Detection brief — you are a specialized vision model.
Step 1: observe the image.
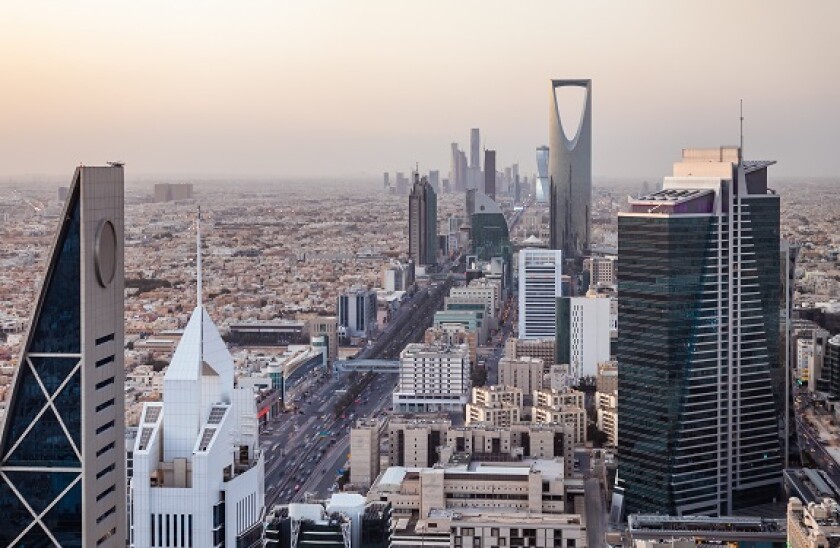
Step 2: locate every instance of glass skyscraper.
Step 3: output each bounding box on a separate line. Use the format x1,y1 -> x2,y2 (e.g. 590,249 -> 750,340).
618,147 -> 782,516
409,173 -> 438,266
0,166 -> 125,546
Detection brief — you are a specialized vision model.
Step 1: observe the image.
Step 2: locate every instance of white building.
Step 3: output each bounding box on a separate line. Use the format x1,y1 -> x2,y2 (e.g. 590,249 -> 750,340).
130,224 -> 264,548
519,249 -> 563,339
393,343 -> 470,413
556,295 -> 611,379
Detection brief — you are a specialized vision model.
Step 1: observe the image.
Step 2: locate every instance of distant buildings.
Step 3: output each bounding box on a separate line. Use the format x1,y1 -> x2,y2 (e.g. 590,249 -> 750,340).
153,182 -> 194,203
618,146 -> 783,516
338,288 -> 377,339
536,145 -> 550,203
408,173 -> 438,266
549,79 -> 591,259
470,128 -> 481,169
484,149 -> 496,200
392,343 -> 470,413
518,249 -> 563,339
0,166 -> 126,546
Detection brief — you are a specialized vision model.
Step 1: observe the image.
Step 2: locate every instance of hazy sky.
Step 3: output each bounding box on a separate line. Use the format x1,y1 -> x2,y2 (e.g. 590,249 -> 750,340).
1,1 -> 838,180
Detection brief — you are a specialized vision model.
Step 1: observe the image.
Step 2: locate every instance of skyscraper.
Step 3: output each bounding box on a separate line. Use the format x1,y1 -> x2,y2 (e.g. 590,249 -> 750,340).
0,165 -> 126,546
470,128 -> 481,169
518,249 -> 563,339
549,79 -> 591,259
484,149 -> 496,200
536,145 -> 550,203
131,212 -> 264,547
450,143 -> 461,191
409,173 -> 438,266
428,170 -> 440,193
618,146 -> 782,516
555,295 -> 611,380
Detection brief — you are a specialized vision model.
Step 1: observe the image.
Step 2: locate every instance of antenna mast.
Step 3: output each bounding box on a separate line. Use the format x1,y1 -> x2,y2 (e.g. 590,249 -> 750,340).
197,206 -> 202,308
739,99 -> 744,164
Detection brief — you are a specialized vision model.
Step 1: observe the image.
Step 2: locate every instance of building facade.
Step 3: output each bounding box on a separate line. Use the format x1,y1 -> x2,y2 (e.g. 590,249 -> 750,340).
618,147 -> 783,515
393,344 -> 470,413
0,166 -> 126,546
408,174 -> 438,266
556,295 -> 611,380
536,145 -> 550,203
519,249 -> 563,339
549,79 -> 591,259
338,288 -> 377,339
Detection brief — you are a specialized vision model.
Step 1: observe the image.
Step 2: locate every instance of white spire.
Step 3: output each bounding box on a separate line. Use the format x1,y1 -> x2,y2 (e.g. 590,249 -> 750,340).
197,206 -> 202,308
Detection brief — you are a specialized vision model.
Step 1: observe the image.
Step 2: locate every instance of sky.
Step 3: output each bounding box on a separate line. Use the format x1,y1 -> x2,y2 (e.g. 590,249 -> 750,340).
1,1 -> 838,180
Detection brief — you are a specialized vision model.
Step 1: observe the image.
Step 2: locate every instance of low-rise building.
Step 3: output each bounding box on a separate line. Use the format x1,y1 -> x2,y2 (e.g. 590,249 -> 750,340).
393,343 -> 470,413
499,356 -> 545,395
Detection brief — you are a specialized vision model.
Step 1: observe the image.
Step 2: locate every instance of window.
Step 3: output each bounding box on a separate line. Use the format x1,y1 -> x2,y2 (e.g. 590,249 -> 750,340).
95,355 -> 115,368
96,420 -> 115,435
96,333 -> 115,346
96,505 -> 115,524
96,463 -> 115,479
95,376 -> 114,390
95,398 -> 115,413
96,441 -> 116,457
96,485 -> 115,502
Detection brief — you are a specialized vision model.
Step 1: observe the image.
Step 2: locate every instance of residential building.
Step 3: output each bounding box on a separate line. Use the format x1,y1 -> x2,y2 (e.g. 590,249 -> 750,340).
596,391 -> 618,447
392,343 -> 470,413
532,388 -> 587,445
618,146 -> 783,515
466,386 -> 524,427
519,249 -> 563,339
549,79 -> 591,259
788,497 -> 840,548
388,416 -> 452,468
0,166 -> 126,546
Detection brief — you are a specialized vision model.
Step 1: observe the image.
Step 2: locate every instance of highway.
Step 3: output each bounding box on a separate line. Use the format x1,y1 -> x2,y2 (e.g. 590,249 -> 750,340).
261,275 -> 453,507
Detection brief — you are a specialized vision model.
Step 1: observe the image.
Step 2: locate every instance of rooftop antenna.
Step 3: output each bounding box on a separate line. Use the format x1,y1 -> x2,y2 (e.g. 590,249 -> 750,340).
739,99 -> 744,164
197,206 -> 202,309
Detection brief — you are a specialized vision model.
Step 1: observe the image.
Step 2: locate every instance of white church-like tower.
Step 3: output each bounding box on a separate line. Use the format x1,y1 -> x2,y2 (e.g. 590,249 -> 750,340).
130,211 -> 264,547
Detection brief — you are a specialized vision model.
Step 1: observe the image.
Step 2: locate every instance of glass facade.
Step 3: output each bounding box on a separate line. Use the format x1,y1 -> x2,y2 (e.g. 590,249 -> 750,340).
0,185 -> 84,546
618,187 -> 783,516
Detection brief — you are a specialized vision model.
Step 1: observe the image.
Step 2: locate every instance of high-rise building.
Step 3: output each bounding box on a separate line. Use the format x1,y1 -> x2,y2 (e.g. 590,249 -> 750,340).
470,128 -> 480,169
618,146 -> 783,516
338,288 -> 378,339
408,173 -> 438,266
131,213 -> 264,548
555,295 -> 611,380
393,343 -> 470,413
518,249 -> 563,339
428,170 -> 440,193
483,149 -> 496,200
0,166 -> 126,546
450,143 -> 461,191
350,419 -> 381,489
395,172 -> 408,196
458,150 -> 468,192
154,182 -> 194,203
549,79 -> 591,258
383,172 -> 390,189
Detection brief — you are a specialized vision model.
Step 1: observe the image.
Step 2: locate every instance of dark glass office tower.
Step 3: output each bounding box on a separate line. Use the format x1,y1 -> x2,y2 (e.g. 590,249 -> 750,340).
409,173 -> 438,266
0,166 -> 125,546
618,148 -> 782,516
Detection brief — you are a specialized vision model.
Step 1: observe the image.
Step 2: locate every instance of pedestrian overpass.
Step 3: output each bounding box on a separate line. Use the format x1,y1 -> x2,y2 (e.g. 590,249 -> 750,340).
333,359 -> 400,374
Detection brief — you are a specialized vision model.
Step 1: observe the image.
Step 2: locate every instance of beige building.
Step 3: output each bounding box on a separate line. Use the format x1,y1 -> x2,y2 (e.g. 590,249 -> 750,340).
532,388 -> 587,445
466,386 -> 524,427
368,458 -> 576,517
388,416 -> 452,468
388,416 -> 575,473
596,361 -> 618,394
424,324 -> 477,367
350,418 -> 381,489
499,356 -> 545,394
788,497 -> 840,548
307,315 -> 338,365
596,391 -> 618,447
391,508 -> 587,548
505,337 -> 556,366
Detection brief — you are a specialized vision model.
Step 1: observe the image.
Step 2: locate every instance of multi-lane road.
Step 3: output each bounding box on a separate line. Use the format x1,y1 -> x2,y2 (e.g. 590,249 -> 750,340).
260,276 -> 453,508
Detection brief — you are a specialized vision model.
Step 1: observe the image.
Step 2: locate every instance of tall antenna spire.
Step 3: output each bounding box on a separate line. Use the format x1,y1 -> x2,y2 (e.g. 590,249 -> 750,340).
739,99 -> 744,164
197,206 -> 202,308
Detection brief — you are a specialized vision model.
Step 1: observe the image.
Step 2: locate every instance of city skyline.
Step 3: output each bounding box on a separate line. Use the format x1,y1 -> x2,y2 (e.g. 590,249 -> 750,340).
1,1 -> 839,179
